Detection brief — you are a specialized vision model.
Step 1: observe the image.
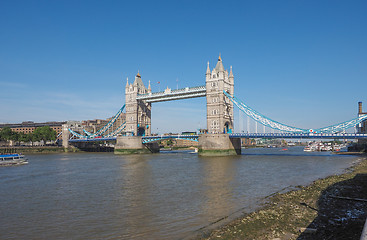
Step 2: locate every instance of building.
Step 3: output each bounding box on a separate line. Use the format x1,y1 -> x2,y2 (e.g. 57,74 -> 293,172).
205,55 -> 234,134
159,138 -> 198,148
241,138 -> 255,146
357,102 -> 367,134
175,139 -> 198,147
82,119 -> 109,133
125,72 -> 152,136
0,121 -> 66,140
81,113 -> 126,135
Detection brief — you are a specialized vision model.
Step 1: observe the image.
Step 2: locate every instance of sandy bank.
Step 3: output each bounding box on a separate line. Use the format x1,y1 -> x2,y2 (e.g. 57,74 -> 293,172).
196,157 -> 367,240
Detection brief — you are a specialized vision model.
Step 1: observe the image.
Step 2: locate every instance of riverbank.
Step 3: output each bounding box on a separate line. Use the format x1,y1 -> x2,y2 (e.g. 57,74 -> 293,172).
197,156 -> 367,240
0,146 -> 66,153
0,146 -> 97,153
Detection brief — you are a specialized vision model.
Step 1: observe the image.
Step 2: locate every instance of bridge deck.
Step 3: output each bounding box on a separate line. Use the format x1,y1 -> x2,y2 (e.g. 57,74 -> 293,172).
68,133 -> 367,143
136,85 -> 206,103
230,133 -> 367,139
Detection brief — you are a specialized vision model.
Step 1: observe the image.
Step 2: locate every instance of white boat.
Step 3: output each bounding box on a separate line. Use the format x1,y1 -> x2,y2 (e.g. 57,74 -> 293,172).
304,142 -> 349,152
303,146 -> 313,152
0,154 -> 28,166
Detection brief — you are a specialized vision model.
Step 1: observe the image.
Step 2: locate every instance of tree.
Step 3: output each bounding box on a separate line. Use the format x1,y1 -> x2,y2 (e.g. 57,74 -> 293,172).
32,126 -> 57,144
17,132 -> 28,145
0,127 -> 12,141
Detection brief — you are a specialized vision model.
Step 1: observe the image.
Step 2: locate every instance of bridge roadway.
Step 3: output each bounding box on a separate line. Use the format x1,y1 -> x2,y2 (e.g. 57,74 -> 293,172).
136,85 -> 206,103
229,132 -> 367,139
68,132 -> 367,143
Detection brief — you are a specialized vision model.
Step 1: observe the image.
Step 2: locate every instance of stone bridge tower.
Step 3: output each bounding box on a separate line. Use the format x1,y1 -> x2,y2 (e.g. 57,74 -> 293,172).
205,56 -> 234,133
125,72 -> 152,136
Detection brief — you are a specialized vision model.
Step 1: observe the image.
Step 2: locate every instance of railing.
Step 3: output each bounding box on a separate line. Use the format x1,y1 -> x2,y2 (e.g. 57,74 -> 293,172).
68,133 -> 367,143
69,136 -> 117,142
142,135 -> 199,143
226,91 -> 367,134
229,133 -> 367,139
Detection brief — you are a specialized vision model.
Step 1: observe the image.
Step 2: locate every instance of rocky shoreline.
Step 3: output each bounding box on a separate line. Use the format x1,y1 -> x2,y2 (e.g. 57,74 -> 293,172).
196,156 -> 367,240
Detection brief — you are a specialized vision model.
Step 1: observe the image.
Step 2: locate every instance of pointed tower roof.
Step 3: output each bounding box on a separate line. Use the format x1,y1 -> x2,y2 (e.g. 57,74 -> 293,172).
215,54 -> 224,72
133,70 -> 146,90
206,61 -> 211,75
229,66 -> 234,78
125,77 -> 129,87
148,80 -> 152,93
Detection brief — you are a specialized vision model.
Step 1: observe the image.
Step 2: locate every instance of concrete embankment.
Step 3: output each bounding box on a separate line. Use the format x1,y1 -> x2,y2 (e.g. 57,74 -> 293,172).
197,157 -> 367,240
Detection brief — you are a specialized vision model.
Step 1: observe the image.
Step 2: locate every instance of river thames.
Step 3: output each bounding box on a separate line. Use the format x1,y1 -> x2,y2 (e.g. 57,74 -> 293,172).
0,147 -> 362,239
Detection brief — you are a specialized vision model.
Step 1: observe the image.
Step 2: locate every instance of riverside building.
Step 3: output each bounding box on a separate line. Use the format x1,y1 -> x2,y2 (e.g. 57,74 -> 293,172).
357,102 -> 367,134
0,121 -> 66,140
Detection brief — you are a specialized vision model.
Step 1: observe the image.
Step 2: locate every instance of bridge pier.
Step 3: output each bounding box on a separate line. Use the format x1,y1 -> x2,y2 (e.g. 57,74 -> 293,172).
62,124 -> 70,149
198,134 -> 241,156
114,136 -> 160,154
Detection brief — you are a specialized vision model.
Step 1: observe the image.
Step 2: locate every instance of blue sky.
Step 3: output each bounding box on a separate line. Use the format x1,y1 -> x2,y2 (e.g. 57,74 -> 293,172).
0,0 -> 366,133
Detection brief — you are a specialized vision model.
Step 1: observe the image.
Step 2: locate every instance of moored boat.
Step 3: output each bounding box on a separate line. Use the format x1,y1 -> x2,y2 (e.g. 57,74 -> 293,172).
304,142 -> 349,152
303,146 -> 312,152
0,154 -> 28,166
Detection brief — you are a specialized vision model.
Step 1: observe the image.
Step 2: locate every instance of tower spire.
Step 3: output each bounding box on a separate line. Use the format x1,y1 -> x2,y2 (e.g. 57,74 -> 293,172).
148,80 -> 152,93
126,77 -> 129,87
229,66 -> 234,78
206,61 -> 210,74
215,54 -> 224,72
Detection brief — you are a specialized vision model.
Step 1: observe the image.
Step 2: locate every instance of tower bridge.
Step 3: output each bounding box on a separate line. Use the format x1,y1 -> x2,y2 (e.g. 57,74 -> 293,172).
136,85 -> 206,103
124,55 -> 234,138
64,56 -> 367,155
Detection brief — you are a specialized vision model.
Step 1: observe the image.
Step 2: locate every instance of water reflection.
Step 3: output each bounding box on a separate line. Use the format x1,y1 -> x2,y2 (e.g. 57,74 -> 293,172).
199,156 -> 238,221
118,155 -> 155,239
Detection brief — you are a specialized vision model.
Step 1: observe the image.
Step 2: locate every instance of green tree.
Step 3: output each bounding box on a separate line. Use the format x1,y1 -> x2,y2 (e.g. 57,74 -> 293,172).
28,133 -> 37,146
10,131 -> 19,144
17,132 -> 28,145
33,126 -> 57,144
0,127 -> 13,141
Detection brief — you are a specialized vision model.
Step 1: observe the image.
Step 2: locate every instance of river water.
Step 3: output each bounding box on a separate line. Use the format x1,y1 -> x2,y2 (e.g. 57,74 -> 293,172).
0,147 -> 363,239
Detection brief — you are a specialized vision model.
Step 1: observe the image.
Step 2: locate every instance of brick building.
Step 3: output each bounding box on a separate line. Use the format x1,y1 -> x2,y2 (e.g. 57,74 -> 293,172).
357,102 -> 367,134
0,121 -> 66,139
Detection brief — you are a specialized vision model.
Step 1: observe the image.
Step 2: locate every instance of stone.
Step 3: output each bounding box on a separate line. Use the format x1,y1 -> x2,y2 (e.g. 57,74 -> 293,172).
114,136 -> 159,154
198,134 -> 241,156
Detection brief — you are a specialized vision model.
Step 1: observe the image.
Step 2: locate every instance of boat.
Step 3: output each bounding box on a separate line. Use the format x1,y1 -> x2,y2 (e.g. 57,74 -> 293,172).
303,146 -> 313,152
0,154 -> 28,166
304,142 -> 348,152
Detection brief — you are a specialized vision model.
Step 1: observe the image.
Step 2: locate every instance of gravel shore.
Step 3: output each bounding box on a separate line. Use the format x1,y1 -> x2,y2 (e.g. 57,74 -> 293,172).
197,156 -> 367,240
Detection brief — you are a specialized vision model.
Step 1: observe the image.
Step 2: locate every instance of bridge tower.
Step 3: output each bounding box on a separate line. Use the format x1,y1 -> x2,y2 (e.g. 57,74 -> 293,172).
205,55 -> 234,133
125,72 -> 152,136
198,56 -> 241,156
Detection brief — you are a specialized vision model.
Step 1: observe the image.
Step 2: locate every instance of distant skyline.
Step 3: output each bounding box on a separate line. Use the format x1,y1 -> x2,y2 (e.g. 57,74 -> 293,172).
1,1 -> 366,133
